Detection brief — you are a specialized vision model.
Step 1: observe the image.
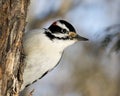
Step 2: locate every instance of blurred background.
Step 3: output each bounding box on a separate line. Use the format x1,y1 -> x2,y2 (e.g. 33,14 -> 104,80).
22,0 -> 120,96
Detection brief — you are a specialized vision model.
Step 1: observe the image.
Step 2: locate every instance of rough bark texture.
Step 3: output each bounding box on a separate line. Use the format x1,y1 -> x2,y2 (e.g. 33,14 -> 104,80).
0,0 -> 30,96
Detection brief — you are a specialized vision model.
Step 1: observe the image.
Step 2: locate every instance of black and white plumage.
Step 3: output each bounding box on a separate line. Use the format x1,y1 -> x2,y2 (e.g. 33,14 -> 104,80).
22,20 -> 88,90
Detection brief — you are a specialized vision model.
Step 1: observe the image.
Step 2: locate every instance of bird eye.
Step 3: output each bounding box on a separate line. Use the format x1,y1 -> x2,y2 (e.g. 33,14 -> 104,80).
62,29 -> 67,33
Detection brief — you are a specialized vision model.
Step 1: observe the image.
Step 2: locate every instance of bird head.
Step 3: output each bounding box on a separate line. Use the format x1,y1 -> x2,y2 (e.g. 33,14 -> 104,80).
48,20 -> 88,41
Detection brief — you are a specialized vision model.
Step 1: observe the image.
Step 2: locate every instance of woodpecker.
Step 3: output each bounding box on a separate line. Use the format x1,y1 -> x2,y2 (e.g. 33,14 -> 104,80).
22,20 -> 88,90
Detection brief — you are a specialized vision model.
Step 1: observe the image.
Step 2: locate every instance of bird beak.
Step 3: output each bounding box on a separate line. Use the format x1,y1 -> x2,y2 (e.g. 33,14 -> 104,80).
68,32 -> 88,41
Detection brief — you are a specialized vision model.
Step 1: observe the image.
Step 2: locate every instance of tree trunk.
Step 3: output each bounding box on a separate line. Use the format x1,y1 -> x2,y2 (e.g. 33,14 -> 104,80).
0,0 -> 30,96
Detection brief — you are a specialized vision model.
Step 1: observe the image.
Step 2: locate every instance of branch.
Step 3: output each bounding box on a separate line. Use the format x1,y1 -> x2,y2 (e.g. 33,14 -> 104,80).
0,0 -> 30,95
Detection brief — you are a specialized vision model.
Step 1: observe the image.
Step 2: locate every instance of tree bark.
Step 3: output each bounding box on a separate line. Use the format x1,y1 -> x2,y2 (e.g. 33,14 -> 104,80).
0,0 -> 30,96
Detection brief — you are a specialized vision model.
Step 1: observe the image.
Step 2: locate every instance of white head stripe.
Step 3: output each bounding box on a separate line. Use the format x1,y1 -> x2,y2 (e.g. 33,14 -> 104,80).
56,22 -> 69,31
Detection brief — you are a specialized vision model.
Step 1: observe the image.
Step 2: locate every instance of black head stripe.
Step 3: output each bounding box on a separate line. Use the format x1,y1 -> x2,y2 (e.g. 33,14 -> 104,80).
48,25 -> 61,33
45,31 -> 55,40
45,31 -> 69,40
59,20 -> 76,32
48,20 -> 76,34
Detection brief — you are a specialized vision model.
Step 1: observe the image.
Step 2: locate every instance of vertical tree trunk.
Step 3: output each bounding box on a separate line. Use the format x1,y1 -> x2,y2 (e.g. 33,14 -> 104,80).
0,0 -> 30,96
